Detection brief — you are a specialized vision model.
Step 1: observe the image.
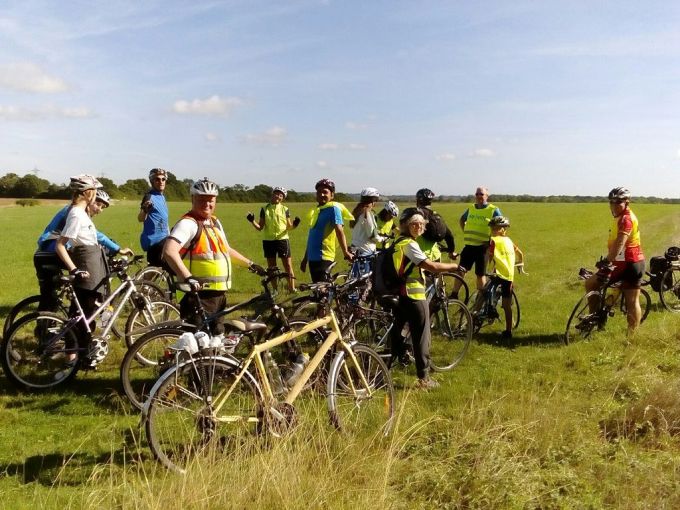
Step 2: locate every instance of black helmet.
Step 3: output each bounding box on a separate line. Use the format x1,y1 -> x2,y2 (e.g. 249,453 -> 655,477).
315,178 -> 335,193
399,207 -> 427,225
608,187 -> 631,202
416,188 -> 435,205
489,216 -> 510,228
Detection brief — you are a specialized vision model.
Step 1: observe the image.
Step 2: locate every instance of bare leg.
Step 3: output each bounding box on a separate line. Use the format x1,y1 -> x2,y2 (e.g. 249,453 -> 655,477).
281,256 -> 296,292
623,288 -> 641,335
266,256 -> 278,291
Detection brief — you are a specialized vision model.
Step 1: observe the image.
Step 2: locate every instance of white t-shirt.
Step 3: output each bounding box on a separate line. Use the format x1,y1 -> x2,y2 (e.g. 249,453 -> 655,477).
351,211 -> 382,255
402,239 -> 428,266
169,216 -> 230,250
61,207 -> 98,246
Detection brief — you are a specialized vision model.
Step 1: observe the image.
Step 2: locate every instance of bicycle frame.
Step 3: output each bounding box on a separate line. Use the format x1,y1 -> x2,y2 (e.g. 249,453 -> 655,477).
207,310 -> 371,421
71,277 -> 142,337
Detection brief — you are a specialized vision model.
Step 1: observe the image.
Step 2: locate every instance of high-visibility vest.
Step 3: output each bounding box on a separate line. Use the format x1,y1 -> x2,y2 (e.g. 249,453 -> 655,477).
464,203 -> 497,246
179,213 -> 232,291
608,208 -> 641,261
262,203 -> 289,241
490,235 -> 515,281
393,237 -> 426,300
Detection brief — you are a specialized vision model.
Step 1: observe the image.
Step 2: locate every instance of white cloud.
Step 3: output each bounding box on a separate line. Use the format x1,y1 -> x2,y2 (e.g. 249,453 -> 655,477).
317,160 -> 328,168
319,143 -> 339,150
345,121 -> 368,130
244,126 -> 287,146
436,153 -> 456,161
0,104 -> 95,121
204,132 -> 220,142
172,95 -> 243,116
0,62 -> 68,93
470,148 -> 495,158
347,143 -> 366,150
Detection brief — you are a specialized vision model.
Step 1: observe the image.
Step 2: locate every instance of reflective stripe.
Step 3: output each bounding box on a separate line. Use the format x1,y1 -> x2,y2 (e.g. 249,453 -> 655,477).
464,203 -> 496,246
393,237 -> 426,300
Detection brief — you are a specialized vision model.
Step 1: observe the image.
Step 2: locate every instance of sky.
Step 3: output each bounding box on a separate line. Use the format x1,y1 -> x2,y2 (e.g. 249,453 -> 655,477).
1,0 -> 679,197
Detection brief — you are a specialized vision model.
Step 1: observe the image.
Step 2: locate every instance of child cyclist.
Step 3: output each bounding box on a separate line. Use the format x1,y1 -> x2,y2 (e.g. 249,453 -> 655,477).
246,186 -> 300,292
486,216 -> 524,341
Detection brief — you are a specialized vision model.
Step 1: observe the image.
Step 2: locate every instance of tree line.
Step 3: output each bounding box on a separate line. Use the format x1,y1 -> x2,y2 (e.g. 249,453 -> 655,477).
1,172 -> 678,204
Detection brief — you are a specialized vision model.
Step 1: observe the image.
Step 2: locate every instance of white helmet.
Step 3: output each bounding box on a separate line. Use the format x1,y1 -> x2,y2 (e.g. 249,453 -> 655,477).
148,168 -> 167,182
69,174 -> 102,192
273,186 -> 287,198
360,187 -> 380,198
608,187 -> 631,202
383,201 -> 399,217
95,189 -> 111,207
190,177 -> 219,196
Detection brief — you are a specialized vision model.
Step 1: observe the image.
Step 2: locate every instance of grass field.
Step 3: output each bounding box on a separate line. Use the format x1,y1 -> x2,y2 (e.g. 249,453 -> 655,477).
2,199 -> 680,509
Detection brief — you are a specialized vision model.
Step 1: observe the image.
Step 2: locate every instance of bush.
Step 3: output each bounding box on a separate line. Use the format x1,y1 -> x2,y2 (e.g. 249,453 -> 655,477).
15,199 -> 40,207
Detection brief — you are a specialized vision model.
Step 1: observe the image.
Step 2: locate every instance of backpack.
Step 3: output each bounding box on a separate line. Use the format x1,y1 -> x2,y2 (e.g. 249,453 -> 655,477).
371,237 -> 414,297
422,209 -> 447,242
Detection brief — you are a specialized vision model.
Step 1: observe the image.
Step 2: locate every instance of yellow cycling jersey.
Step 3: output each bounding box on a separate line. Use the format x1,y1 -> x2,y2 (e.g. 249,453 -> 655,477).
261,203 -> 289,241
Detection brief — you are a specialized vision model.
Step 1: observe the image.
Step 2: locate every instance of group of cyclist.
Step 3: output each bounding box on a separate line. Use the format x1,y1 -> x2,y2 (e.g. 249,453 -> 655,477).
29,167 -> 644,385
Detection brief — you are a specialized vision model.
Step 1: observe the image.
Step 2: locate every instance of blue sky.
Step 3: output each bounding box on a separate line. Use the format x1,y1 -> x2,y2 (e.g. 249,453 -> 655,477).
1,0 -> 679,197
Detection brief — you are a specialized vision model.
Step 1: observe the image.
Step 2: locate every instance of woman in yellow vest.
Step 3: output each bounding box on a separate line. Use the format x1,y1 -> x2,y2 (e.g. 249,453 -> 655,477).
486,216 -> 524,342
246,187 -> 301,292
390,207 -> 464,390
376,200 -> 399,248
164,178 -> 263,333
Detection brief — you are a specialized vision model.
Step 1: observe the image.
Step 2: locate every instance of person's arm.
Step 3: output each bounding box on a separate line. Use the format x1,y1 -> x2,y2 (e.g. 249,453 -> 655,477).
227,246 -> 256,268
246,209 -> 264,231
443,225 -> 456,259
163,238 -> 191,281
419,258 -> 460,273
608,232 -> 629,263
335,224 -> 353,260
459,210 -> 468,231
55,237 -> 89,278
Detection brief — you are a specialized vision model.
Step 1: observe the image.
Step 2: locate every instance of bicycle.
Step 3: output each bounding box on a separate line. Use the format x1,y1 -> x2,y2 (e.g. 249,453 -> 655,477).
1,258 -> 179,390
469,273 -> 521,335
134,264 -> 175,302
141,294 -> 395,474
654,247 -> 680,312
120,268 -> 321,410
564,262 -> 651,344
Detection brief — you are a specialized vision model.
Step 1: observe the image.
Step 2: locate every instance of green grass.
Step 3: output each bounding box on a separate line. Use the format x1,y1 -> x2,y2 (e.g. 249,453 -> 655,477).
2,200 -> 680,508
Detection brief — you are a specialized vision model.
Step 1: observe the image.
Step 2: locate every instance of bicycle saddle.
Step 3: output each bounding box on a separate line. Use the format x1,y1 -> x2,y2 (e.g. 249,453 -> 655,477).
224,318 -> 268,333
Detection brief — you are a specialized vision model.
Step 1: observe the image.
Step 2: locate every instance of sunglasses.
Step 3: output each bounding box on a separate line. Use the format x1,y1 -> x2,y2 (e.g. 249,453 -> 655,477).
475,192 -> 486,196
609,200 -> 624,205
154,177 -> 167,182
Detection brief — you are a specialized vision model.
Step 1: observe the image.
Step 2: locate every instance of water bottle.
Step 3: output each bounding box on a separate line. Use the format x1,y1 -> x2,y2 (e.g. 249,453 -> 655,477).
264,351 -> 285,395
285,353 -> 310,387
99,305 -> 114,329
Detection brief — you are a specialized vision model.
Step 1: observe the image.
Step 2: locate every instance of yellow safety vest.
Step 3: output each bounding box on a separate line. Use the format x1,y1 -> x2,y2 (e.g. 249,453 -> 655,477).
464,203 -> 497,246
179,213 -> 232,291
376,218 -> 395,248
490,235 -> 515,282
262,203 -> 289,241
393,237 -> 426,300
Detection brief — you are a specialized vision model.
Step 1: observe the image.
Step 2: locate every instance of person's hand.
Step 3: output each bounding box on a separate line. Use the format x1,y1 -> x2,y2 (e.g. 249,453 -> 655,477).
448,251 -> 458,260
292,216 -> 301,227
455,265 -> 466,275
70,268 -> 90,280
186,277 -> 202,292
246,212 -> 255,222
344,251 -> 354,262
119,248 -> 134,257
141,201 -> 152,213
249,263 -> 266,275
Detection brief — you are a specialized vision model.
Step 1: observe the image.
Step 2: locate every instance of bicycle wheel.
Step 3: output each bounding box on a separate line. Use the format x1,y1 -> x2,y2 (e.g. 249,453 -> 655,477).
110,280 -> 168,339
290,298 -> 324,319
327,344 -> 394,436
659,267 -> 680,312
619,288 -> 651,323
509,290 -> 521,330
3,294 -> 71,339
430,298 -> 472,371
145,356 -> 263,474
352,313 -> 393,357
1,312 -> 80,390
135,265 -> 174,300
124,299 -> 181,347
439,272 -> 470,305
564,291 -> 602,345
120,327 -> 185,410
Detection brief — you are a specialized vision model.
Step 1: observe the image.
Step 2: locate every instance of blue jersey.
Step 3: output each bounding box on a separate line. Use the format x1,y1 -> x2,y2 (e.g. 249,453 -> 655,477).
305,203 -> 344,262
140,190 -> 169,251
36,205 -> 120,254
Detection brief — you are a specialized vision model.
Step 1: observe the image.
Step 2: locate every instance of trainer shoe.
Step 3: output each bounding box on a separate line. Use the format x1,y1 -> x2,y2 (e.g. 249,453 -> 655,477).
414,377 -> 440,390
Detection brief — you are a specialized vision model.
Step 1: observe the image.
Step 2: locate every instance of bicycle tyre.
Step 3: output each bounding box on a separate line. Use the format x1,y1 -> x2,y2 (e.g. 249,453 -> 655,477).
430,298 -> 472,371
124,299 -> 181,348
1,312 -> 80,390
110,280 -> 168,339
3,294 -> 70,339
352,313 -> 393,358
327,344 -> 394,436
439,272 -> 470,305
120,327 -> 186,410
619,288 -> 652,323
144,355 -> 263,474
135,265 -> 174,301
564,291 -> 602,345
659,267 -> 680,312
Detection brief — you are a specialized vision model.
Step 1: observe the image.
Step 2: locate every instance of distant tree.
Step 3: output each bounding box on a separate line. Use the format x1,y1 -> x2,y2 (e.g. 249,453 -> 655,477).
13,174 -> 50,198
118,178 -> 149,199
0,173 -> 20,197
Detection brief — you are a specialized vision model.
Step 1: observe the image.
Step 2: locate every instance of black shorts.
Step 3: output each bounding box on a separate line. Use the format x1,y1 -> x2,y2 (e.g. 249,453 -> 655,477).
263,239 -> 291,259
610,260 -> 645,289
147,239 -> 167,267
494,277 -> 513,298
460,244 -> 488,276
309,260 -> 333,283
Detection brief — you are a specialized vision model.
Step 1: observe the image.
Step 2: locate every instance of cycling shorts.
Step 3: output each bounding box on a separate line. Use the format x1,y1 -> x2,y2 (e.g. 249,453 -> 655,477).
263,239 -> 291,259
460,244 -> 487,276
495,277 -> 513,298
309,260 -> 333,283
609,260 -> 645,289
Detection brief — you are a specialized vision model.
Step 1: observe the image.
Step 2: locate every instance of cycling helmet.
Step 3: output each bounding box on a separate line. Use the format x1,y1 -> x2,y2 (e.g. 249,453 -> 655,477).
190,177 -> 219,196
315,178 -> 335,193
272,186 -> 287,198
383,200 -> 399,217
95,189 -> 111,207
399,207 -> 427,225
360,187 -> 380,198
489,216 -> 510,228
416,188 -> 435,205
149,168 -> 167,181
69,174 -> 102,192
608,187 -> 631,202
